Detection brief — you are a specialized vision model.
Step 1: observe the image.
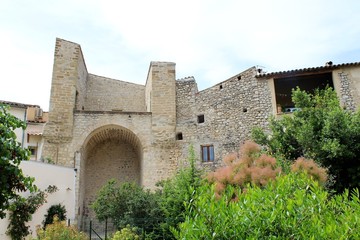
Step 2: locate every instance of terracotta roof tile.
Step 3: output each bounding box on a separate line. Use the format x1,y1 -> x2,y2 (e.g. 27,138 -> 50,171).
256,62 -> 360,78
0,100 -> 39,108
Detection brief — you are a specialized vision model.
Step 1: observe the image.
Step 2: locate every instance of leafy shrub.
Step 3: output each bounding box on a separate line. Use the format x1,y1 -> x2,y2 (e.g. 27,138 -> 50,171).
291,157 -> 328,184
7,185 -> 58,240
43,204 -> 66,228
252,87 -> 360,192
176,172 -> 360,239
0,104 -> 36,218
157,145 -> 203,239
91,181 -> 163,236
207,141 -> 281,197
36,216 -> 87,240
92,145 -> 202,240
111,225 -> 141,240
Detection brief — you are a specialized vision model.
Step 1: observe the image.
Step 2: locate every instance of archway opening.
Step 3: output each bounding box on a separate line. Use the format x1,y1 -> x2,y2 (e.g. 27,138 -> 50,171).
81,125 -> 142,221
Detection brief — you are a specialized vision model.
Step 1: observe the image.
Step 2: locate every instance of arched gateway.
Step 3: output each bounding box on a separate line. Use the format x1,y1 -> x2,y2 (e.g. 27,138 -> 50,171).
80,125 -> 142,218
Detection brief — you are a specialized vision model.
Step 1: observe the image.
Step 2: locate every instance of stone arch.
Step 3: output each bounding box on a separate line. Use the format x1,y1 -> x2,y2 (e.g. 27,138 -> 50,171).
79,124 -> 143,219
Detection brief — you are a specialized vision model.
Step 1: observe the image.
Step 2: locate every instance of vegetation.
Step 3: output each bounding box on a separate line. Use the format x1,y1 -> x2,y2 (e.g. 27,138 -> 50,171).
111,225 -> 141,240
92,145 -> 202,239
36,216 -> 87,240
7,185 -> 58,240
91,180 -> 163,238
207,140 -> 281,197
43,204 -> 67,229
0,104 -> 36,218
91,88 -> 360,239
175,172 -> 360,239
157,145 -> 202,238
252,87 -> 360,192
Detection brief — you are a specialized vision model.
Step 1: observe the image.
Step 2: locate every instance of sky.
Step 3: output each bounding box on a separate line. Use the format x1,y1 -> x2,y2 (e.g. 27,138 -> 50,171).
1,0 -> 360,111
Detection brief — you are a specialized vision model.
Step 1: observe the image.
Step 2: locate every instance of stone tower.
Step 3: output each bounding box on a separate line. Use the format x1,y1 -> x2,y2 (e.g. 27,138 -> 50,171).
42,39 -> 177,225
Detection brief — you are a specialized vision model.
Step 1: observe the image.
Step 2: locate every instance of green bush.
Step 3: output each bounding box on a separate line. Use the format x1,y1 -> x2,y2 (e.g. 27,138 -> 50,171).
92,145 -> 202,239
175,172 -> 360,239
91,180 -> 163,237
157,145 -> 203,239
36,216 -> 87,240
43,204 -> 66,228
111,225 -> 141,240
7,185 -> 58,240
252,87 -> 360,192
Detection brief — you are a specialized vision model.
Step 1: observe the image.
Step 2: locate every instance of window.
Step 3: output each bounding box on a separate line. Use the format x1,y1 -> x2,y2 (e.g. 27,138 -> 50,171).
176,132 -> 183,140
28,147 -> 36,156
274,72 -> 333,113
201,145 -> 214,162
197,114 -> 205,123
28,146 -> 38,161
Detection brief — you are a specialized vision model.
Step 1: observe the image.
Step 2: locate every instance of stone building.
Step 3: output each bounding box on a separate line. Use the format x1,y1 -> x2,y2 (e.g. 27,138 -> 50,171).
41,38 -> 360,224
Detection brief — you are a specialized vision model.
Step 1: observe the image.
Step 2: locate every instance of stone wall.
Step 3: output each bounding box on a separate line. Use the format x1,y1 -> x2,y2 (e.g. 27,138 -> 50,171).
84,140 -> 140,218
85,74 -> 146,112
334,66 -> 360,111
44,39 -> 80,140
148,62 -> 176,141
145,62 -> 178,179
175,67 -> 273,169
75,46 -> 88,111
42,38 -> 83,164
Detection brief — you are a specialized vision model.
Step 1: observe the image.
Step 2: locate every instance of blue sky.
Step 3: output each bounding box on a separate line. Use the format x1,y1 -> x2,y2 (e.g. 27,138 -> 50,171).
1,0 -> 360,110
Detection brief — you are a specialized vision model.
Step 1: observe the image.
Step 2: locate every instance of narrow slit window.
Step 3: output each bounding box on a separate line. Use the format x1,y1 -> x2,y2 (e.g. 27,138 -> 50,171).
197,114 -> 205,123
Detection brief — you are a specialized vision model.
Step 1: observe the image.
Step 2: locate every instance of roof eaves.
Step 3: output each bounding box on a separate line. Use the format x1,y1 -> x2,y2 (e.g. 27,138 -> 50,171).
0,100 -> 40,109
256,62 -> 360,79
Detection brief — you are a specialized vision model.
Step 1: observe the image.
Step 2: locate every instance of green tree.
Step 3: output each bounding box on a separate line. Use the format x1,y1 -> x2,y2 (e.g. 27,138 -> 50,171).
252,87 -> 360,192
92,145 -> 203,239
0,104 -> 35,219
7,185 -> 58,240
157,145 -> 203,239
91,181 -> 163,238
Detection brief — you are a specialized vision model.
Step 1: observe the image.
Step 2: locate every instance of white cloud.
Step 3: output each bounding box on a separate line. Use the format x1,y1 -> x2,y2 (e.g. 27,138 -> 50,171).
0,0 -> 359,110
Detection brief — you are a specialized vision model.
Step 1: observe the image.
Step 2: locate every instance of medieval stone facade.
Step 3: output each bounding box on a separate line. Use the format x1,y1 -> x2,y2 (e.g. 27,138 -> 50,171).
42,38 -> 360,224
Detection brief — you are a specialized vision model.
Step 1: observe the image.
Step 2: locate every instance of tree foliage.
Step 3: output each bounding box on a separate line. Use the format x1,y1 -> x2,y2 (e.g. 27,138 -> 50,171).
157,145 -> 203,239
252,87 -> 360,192
91,180 -> 163,238
0,104 -> 35,218
7,185 -> 58,240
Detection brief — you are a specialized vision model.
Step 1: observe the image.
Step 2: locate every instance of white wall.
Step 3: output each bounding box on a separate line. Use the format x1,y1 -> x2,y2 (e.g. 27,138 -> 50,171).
9,107 -> 27,147
0,161 -> 76,239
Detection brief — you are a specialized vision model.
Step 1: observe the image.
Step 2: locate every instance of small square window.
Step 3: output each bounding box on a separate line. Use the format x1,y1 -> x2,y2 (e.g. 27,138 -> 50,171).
176,132 -> 183,140
28,146 -> 37,156
201,145 -> 214,162
197,114 -> 205,123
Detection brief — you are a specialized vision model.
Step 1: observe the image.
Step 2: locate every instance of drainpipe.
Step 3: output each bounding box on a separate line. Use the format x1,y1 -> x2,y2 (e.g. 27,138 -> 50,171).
21,109 -> 27,148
